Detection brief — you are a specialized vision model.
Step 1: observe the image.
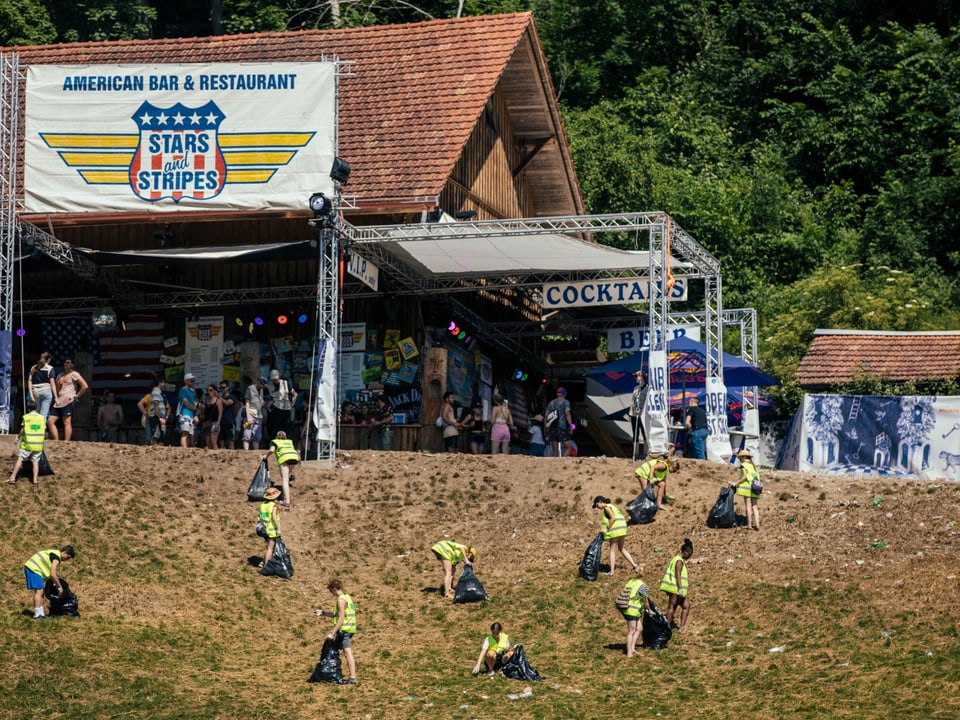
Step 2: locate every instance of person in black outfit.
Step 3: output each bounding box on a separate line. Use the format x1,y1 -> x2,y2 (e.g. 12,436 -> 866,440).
684,397 -> 709,460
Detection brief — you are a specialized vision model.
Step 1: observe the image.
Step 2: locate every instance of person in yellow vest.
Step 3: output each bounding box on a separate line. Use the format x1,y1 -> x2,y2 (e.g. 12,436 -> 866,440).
23,545 -> 74,619
430,540 -> 476,598
659,538 -> 693,632
634,452 -> 679,508
258,486 -> 282,570
264,430 -> 300,508
472,621 -> 515,675
323,579 -> 358,684
731,449 -> 762,531
621,565 -> 651,657
592,496 -> 640,577
7,399 -> 47,485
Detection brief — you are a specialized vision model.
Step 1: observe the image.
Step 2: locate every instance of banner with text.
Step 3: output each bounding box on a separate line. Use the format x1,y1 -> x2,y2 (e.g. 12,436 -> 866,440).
606,325 -> 701,353
24,62 -> 336,214
543,278 -> 687,309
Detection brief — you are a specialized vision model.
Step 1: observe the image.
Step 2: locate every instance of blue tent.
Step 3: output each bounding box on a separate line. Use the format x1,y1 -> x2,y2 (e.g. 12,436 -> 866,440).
586,336 -> 779,395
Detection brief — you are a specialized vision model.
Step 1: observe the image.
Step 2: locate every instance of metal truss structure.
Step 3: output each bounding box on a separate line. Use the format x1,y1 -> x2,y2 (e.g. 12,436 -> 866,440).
0,53 -> 20,432
343,212 -> 725,381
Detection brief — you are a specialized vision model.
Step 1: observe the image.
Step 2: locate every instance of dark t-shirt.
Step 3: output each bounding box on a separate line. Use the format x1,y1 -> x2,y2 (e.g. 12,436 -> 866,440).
685,405 -> 707,430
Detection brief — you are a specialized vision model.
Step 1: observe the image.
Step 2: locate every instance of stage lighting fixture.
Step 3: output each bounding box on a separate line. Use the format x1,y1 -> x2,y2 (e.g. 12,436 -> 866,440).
16,328 -> 25,337
235,317 -> 243,327
309,192 -> 333,217
298,314 -> 309,324
254,316 -> 264,326
512,368 -> 529,382
277,314 -> 288,325
330,157 -> 352,185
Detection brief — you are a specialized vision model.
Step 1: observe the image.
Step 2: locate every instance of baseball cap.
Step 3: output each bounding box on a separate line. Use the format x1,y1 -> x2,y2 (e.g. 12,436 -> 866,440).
270,369 -> 280,380
556,387 -> 566,395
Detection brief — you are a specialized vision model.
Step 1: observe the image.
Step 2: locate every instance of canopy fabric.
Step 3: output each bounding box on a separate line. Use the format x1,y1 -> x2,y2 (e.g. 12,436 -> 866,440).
586,336 -> 779,394
74,240 -> 315,266
376,227 -> 691,278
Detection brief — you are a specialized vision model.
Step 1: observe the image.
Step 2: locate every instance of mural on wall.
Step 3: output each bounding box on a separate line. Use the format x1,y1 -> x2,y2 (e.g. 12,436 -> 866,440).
778,394 -> 960,480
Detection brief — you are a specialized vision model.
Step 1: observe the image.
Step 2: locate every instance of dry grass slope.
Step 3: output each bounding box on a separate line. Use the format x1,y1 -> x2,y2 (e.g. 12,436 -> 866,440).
1,440 -> 959,720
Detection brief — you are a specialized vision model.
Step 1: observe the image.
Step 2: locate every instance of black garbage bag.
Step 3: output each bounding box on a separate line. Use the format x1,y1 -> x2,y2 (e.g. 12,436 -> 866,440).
260,538 -> 294,578
44,577 -> 79,617
452,564 -> 489,603
626,486 -> 659,524
247,459 -> 271,501
307,633 -> 347,684
642,599 -> 672,650
500,644 -> 544,682
579,532 -> 604,581
706,486 -> 737,529
17,451 -> 55,479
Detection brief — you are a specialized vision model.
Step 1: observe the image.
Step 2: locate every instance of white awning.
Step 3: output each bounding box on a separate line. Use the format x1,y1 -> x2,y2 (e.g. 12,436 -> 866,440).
75,240 -> 313,266
373,226 -> 690,278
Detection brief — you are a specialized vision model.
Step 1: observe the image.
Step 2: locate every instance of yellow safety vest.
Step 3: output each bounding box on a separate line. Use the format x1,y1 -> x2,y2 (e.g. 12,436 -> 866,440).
623,578 -> 647,618
20,411 -> 46,452
337,593 -> 357,634
259,501 -> 279,537
659,554 -> 689,596
601,504 -> 628,540
635,459 -> 668,484
271,438 -> 300,466
485,632 -> 509,654
737,460 -> 760,494
25,549 -> 60,579
431,540 -> 468,565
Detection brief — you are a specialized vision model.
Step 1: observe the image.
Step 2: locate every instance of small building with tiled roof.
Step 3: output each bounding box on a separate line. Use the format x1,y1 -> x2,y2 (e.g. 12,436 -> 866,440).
794,329 -> 960,389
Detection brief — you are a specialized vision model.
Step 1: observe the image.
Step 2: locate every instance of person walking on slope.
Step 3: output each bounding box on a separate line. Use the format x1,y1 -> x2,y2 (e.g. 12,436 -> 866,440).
321,579 -> 358,684
660,538 -> 693,632
431,540 -> 476,598
8,399 -> 47,485
258,487 -> 282,570
265,430 -> 300,507
592,496 -> 640,577
23,545 -> 74,619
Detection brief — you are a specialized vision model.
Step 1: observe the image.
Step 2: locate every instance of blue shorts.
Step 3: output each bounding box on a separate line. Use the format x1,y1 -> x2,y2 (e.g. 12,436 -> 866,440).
25,567 -> 45,590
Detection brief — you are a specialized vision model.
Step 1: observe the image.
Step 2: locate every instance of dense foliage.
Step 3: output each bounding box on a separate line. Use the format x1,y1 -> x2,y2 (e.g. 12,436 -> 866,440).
3,1 -> 958,400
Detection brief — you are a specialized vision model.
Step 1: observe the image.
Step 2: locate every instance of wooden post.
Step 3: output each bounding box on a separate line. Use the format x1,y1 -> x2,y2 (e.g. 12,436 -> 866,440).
422,347 -> 447,452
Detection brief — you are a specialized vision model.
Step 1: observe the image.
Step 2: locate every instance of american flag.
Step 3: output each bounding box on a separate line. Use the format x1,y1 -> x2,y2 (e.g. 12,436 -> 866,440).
95,314 -> 165,400
40,317 -> 98,367
41,314 -> 164,400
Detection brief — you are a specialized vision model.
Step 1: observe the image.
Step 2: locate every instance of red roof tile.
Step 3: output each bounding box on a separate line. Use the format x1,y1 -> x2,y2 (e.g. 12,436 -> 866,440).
794,330 -> 960,387
7,13 -> 569,213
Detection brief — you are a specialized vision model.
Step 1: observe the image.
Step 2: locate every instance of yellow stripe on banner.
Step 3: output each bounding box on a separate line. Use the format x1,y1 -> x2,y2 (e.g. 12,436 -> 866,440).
222,151 -> 296,166
226,169 -> 277,183
60,152 -> 135,167
41,134 -> 138,149
79,170 -> 129,184
220,133 -> 315,148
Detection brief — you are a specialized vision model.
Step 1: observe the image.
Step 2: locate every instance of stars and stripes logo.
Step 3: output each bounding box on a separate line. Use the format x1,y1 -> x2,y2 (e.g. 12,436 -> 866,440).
129,100 -> 227,203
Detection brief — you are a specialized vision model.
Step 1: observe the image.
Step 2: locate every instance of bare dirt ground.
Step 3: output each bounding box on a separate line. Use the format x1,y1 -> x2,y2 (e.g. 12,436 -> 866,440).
3,439 -> 959,718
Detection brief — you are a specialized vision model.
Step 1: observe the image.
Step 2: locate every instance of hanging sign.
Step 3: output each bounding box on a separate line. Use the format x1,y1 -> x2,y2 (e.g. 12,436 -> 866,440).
542,278 -> 687,309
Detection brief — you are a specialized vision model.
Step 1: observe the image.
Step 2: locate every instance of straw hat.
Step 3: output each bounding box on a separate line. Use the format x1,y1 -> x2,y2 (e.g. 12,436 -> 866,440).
737,449 -> 753,458
263,487 -> 282,500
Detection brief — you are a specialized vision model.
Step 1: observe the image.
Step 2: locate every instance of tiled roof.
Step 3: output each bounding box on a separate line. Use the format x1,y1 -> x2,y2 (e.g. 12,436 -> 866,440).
8,13 -> 577,213
794,330 -> 960,387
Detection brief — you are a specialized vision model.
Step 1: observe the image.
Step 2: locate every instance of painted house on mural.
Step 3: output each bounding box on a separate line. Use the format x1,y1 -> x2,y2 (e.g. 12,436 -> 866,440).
777,330 -> 960,481
4,13 -> 586,447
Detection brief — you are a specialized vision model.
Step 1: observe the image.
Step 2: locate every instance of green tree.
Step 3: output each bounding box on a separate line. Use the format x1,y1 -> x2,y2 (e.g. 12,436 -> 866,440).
0,0 -> 56,45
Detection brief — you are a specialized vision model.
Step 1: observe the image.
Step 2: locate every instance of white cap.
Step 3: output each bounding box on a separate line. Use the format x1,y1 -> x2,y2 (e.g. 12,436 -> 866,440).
270,369 -> 280,380
184,373 -> 196,381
